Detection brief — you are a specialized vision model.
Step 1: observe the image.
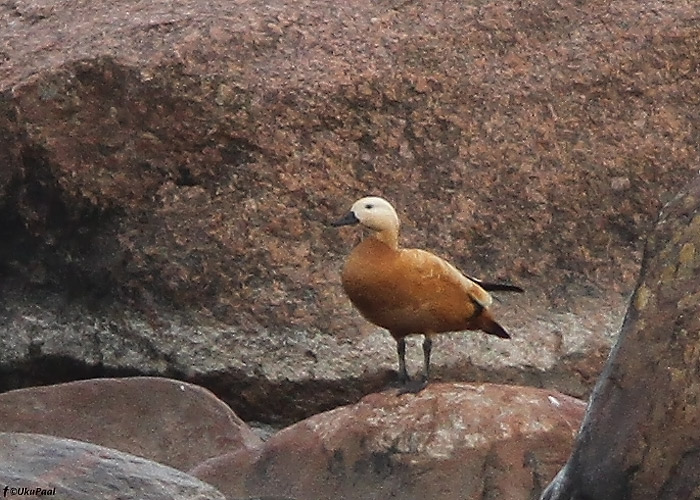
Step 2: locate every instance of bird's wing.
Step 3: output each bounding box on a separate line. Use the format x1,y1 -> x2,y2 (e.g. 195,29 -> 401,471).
398,249 -> 493,308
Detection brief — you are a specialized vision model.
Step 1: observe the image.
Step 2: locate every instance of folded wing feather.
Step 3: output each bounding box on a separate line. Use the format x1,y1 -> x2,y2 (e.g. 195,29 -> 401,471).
399,249 -> 493,308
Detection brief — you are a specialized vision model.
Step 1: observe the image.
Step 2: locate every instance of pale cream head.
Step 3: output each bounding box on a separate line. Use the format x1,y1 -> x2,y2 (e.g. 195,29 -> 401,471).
350,196 -> 400,233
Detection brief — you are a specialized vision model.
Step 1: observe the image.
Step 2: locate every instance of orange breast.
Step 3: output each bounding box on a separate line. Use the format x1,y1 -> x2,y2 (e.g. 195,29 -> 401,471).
341,238 -> 483,337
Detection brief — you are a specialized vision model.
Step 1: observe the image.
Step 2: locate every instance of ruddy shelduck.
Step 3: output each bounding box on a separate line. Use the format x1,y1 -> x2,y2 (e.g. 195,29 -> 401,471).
332,196 -> 523,392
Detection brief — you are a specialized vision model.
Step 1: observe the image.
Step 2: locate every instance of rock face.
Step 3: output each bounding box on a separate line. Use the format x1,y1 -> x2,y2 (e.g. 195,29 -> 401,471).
0,432 -> 226,500
192,383 -> 585,500
1,0 -> 699,423
540,175 -> 700,500
0,377 -> 261,471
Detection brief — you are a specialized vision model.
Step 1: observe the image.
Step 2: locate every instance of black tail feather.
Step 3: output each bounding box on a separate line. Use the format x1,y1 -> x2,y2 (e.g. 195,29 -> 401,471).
466,275 -> 524,293
477,282 -> 524,293
478,316 -> 511,339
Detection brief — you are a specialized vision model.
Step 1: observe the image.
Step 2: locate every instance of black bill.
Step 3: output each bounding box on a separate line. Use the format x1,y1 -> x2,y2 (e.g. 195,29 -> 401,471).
331,211 -> 360,227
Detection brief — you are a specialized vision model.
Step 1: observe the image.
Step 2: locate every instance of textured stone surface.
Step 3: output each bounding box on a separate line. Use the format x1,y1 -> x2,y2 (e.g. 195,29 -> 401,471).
0,287 -> 614,424
541,175 -> 700,500
0,432 -> 226,500
1,0 -> 699,423
0,377 -> 261,471
192,383 -> 585,500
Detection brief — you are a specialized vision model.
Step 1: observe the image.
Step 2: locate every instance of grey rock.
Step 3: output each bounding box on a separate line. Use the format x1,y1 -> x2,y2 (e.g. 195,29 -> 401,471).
0,287 -> 618,424
0,432 -> 226,500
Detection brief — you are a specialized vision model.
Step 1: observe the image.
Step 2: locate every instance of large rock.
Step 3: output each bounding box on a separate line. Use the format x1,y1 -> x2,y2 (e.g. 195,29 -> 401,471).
0,377 -> 261,471
1,0 -> 699,422
0,432 -> 226,500
541,175 -> 700,499
192,383 -> 585,500
0,286 -> 614,424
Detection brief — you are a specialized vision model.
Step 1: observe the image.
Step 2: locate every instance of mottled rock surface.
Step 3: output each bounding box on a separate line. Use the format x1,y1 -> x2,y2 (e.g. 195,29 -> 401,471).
0,377 -> 261,471
192,383 -> 585,500
1,0 -> 699,422
541,175 -> 700,500
0,432 -> 226,500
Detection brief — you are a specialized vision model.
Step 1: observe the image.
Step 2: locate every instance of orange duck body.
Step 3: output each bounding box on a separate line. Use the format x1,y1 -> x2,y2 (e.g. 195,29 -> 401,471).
341,237 -> 504,340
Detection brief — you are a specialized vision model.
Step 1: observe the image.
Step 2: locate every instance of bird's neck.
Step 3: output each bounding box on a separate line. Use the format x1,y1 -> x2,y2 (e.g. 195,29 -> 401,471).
370,228 -> 399,250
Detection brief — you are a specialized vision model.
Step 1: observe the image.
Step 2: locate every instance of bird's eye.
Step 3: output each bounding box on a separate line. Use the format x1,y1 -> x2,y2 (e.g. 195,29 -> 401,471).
365,204 -> 374,210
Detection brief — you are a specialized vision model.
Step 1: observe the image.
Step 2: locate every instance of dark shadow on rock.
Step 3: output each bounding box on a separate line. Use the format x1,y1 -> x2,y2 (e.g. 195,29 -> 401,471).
0,145 -> 123,304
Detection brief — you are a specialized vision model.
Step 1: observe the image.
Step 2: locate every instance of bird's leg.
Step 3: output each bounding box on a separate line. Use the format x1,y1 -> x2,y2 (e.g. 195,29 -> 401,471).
396,337 -> 409,384
397,336 -> 431,395
422,335 -> 433,383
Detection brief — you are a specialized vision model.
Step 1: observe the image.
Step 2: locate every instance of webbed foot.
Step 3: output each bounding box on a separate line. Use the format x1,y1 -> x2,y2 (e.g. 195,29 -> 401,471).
396,377 -> 428,395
